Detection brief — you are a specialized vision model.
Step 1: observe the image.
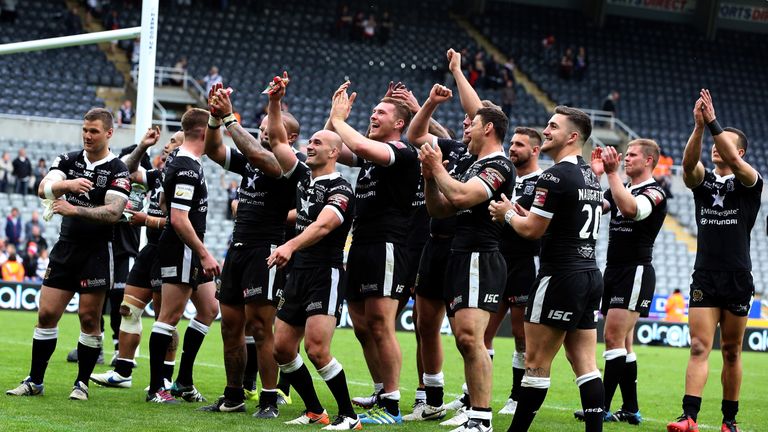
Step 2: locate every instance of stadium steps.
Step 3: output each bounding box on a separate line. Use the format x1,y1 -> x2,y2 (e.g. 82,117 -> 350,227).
450,12 -> 556,113
662,214 -> 697,254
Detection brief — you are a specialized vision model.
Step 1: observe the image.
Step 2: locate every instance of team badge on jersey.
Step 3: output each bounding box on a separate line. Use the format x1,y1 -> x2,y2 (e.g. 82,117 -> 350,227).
479,167 -> 505,191
642,188 -> 664,205
533,188 -> 548,207
174,184 -> 194,200
328,193 -> 350,212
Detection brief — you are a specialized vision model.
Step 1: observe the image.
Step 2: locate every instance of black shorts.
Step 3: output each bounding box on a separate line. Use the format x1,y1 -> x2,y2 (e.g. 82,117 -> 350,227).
112,254 -> 134,290
502,254 -> 539,307
218,244 -> 282,306
277,266 -> 344,326
601,264 -> 656,317
689,270 -> 754,317
405,244 -> 425,293
126,243 -> 163,292
445,251 -> 506,317
414,236 -> 452,300
43,240 -> 114,293
158,240 -> 204,290
526,269 -> 603,331
345,242 -> 410,301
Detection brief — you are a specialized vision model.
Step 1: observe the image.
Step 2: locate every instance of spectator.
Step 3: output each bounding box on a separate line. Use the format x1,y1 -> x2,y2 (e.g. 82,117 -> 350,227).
116,99 -> 134,127
200,66 -> 223,94
0,238 -> 6,264
334,4 -> 352,39
379,11 -> 392,45
1,244 -> 24,281
103,9 -> 120,52
541,34 -> 556,64
574,46 -> 588,80
5,207 -> 22,247
0,151 -> 11,193
33,158 -> 47,195
501,77 -> 516,119
351,12 -> 365,41
35,248 -> 49,281
130,36 -> 140,70
25,224 -> 48,252
22,242 -> 38,282
665,288 -> 686,322
170,56 -> 188,86
0,0 -> 18,23
602,90 -> 620,114
12,148 -> 32,195
24,210 -> 42,243
226,180 -> 238,220
559,47 -> 574,79
362,14 -> 377,41
473,51 -> 486,86
654,149 -> 675,198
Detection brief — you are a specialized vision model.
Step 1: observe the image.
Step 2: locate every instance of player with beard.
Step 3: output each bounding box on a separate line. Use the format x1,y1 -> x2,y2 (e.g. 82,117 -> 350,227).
666,91 -> 761,432
7,108 -> 130,400
490,106 -> 604,432
486,127 -> 543,417
327,81 -> 420,424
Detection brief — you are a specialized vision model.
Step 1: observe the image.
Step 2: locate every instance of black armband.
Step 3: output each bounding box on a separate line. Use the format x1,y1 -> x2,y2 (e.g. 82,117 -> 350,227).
707,119 -> 724,136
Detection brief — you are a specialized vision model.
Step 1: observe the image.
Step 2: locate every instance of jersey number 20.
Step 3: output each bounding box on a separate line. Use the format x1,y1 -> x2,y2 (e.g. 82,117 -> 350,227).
578,204 -> 601,240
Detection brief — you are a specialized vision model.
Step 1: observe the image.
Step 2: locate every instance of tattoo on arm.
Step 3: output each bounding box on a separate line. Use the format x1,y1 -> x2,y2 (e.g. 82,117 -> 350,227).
75,193 -> 127,224
229,123 -> 282,176
124,146 -> 147,174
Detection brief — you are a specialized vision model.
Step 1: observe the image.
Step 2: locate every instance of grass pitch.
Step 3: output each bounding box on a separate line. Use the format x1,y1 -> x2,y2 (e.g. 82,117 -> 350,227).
0,310 -> 766,431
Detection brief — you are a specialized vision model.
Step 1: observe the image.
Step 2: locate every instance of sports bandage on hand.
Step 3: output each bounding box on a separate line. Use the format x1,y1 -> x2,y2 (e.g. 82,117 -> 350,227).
43,180 -> 58,200
504,209 -> 516,225
208,115 -> 222,129
222,113 -> 238,128
707,119 -> 724,136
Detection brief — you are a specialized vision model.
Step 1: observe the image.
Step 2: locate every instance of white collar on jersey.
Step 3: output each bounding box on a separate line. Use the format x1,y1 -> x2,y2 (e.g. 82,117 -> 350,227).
560,155 -> 579,165
714,173 -> 735,183
627,177 -> 655,192
477,151 -> 506,161
310,171 -> 341,186
517,168 -> 544,182
176,148 -> 201,162
84,151 -> 116,170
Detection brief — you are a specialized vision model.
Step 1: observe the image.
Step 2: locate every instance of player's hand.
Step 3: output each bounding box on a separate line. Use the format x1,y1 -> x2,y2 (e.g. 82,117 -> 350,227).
66,178 -> 93,195
590,147 -> 605,177
447,48 -> 461,73
699,88 -> 716,123
51,199 -> 77,217
512,202 -> 528,217
488,193 -> 514,223
418,141 -> 444,174
429,84 -> 453,105
207,82 -> 224,117
391,88 -> 421,113
693,98 -> 705,127
384,81 -> 405,98
211,85 -> 235,117
201,252 -> 221,277
139,126 -> 161,149
602,146 -> 621,174
267,71 -> 289,101
330,82 -> 357,122
266,244 -> 294,269
125,209 -> 146,227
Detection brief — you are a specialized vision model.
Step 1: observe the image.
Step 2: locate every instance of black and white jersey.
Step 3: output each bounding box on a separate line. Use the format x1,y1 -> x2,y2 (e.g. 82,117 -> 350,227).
352,140 -> 420,244
429,138 -> 468,237
693,170 -> 762,271
287,162 -> 354,268
501,169 -> 543,258
113,145 -> 154,257
144,168 -> 165,245
159,149 -> 208,243
605,178 -> 667,266
223,147 -> 297,245
451,151 -> 516,252
49,150 -> 131,243
530,155 -> 602,274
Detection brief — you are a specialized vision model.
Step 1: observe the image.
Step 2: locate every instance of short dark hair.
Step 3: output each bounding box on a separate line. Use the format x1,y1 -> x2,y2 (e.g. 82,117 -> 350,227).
282,111 -> 301,136
380,97 -> 413,131
724,127 -> 748,152
181,108 -> 210,141
554,105 -> 591,143
514,126 -> 543,147
84,108 -> 113,130
476,107 -> 508,143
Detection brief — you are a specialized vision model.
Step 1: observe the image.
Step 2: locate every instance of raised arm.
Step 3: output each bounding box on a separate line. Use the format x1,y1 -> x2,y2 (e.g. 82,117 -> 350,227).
447,48 -> 482,117
682,98 -> 706,188
210,84 -> 281,178
265,76 -> 299,173
601,146 -> 643,218
700,88 -> 758,186
406,84 -> 453,147
123,126 -> 160,173
329,83 -> 394,166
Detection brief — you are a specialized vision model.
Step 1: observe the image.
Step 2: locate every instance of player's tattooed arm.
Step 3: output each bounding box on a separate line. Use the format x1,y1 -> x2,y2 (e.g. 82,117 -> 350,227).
124,127 -> 160,173
682,98 -> 706,189
228,123 -> 282,177
53,193 -> 127,224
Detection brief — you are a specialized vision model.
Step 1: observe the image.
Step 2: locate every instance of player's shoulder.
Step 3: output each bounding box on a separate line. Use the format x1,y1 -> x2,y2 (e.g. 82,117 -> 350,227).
329,175 -> 354,193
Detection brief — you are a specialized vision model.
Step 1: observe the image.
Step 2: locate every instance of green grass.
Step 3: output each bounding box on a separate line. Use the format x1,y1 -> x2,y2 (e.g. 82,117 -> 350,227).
0,310 -> 766,431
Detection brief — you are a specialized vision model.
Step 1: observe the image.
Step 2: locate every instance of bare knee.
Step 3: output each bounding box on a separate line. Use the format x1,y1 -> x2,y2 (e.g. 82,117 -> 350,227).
247,319 -> 272,346
220,323 -> 242,345
690,337 -> 712,359
37,309 -> 60,328
604,331 -> 625,349
721,342 -> 742,365
79,310 -> 101,333
305,342 -> 331,367
454,329 -> 482,357
367,315 -> 390,340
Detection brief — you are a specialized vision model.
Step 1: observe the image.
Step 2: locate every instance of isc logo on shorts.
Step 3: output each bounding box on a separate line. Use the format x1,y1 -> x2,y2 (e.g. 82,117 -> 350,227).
484,294 -> 499,303
547,310 -> 573,321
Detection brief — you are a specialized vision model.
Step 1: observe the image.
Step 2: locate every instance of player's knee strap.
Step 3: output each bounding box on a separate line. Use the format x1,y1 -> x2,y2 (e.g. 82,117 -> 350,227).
279,354 -> 304,373
119,301 -> 144,335
79,332 -> 102,349
317,358 -> 342,381
603,348 -> 627,360
575,370 -> 601,387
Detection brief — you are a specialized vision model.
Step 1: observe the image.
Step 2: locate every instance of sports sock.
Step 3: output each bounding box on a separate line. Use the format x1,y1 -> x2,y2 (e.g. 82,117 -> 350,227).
224,385 -> 244,403
414,387 -> 426,403
468,407 -> 492,428
619,352 -> 639,412
577,371 -> 604,432
277,370 -> 291,396
29,327 -> 58,384
109,289 -> 123,348
114,358 -> 134,378
721,399 -> 738,423
487,348 -> 494,361
378,390 -> 401,416
508,376 -> 549,431
318,359 -> 356,418
423,372 -> 444,407
243,336 -> 258,390
279,355 -> 322,414
162,361 -> 175,382
176,319 -> 208,386
511,351 -> 525,400
682,395 -> 702,422
149,322 -> 175,393
76,332 -> 103,385
260,388 -> 278,407
602,348 -> 627,411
